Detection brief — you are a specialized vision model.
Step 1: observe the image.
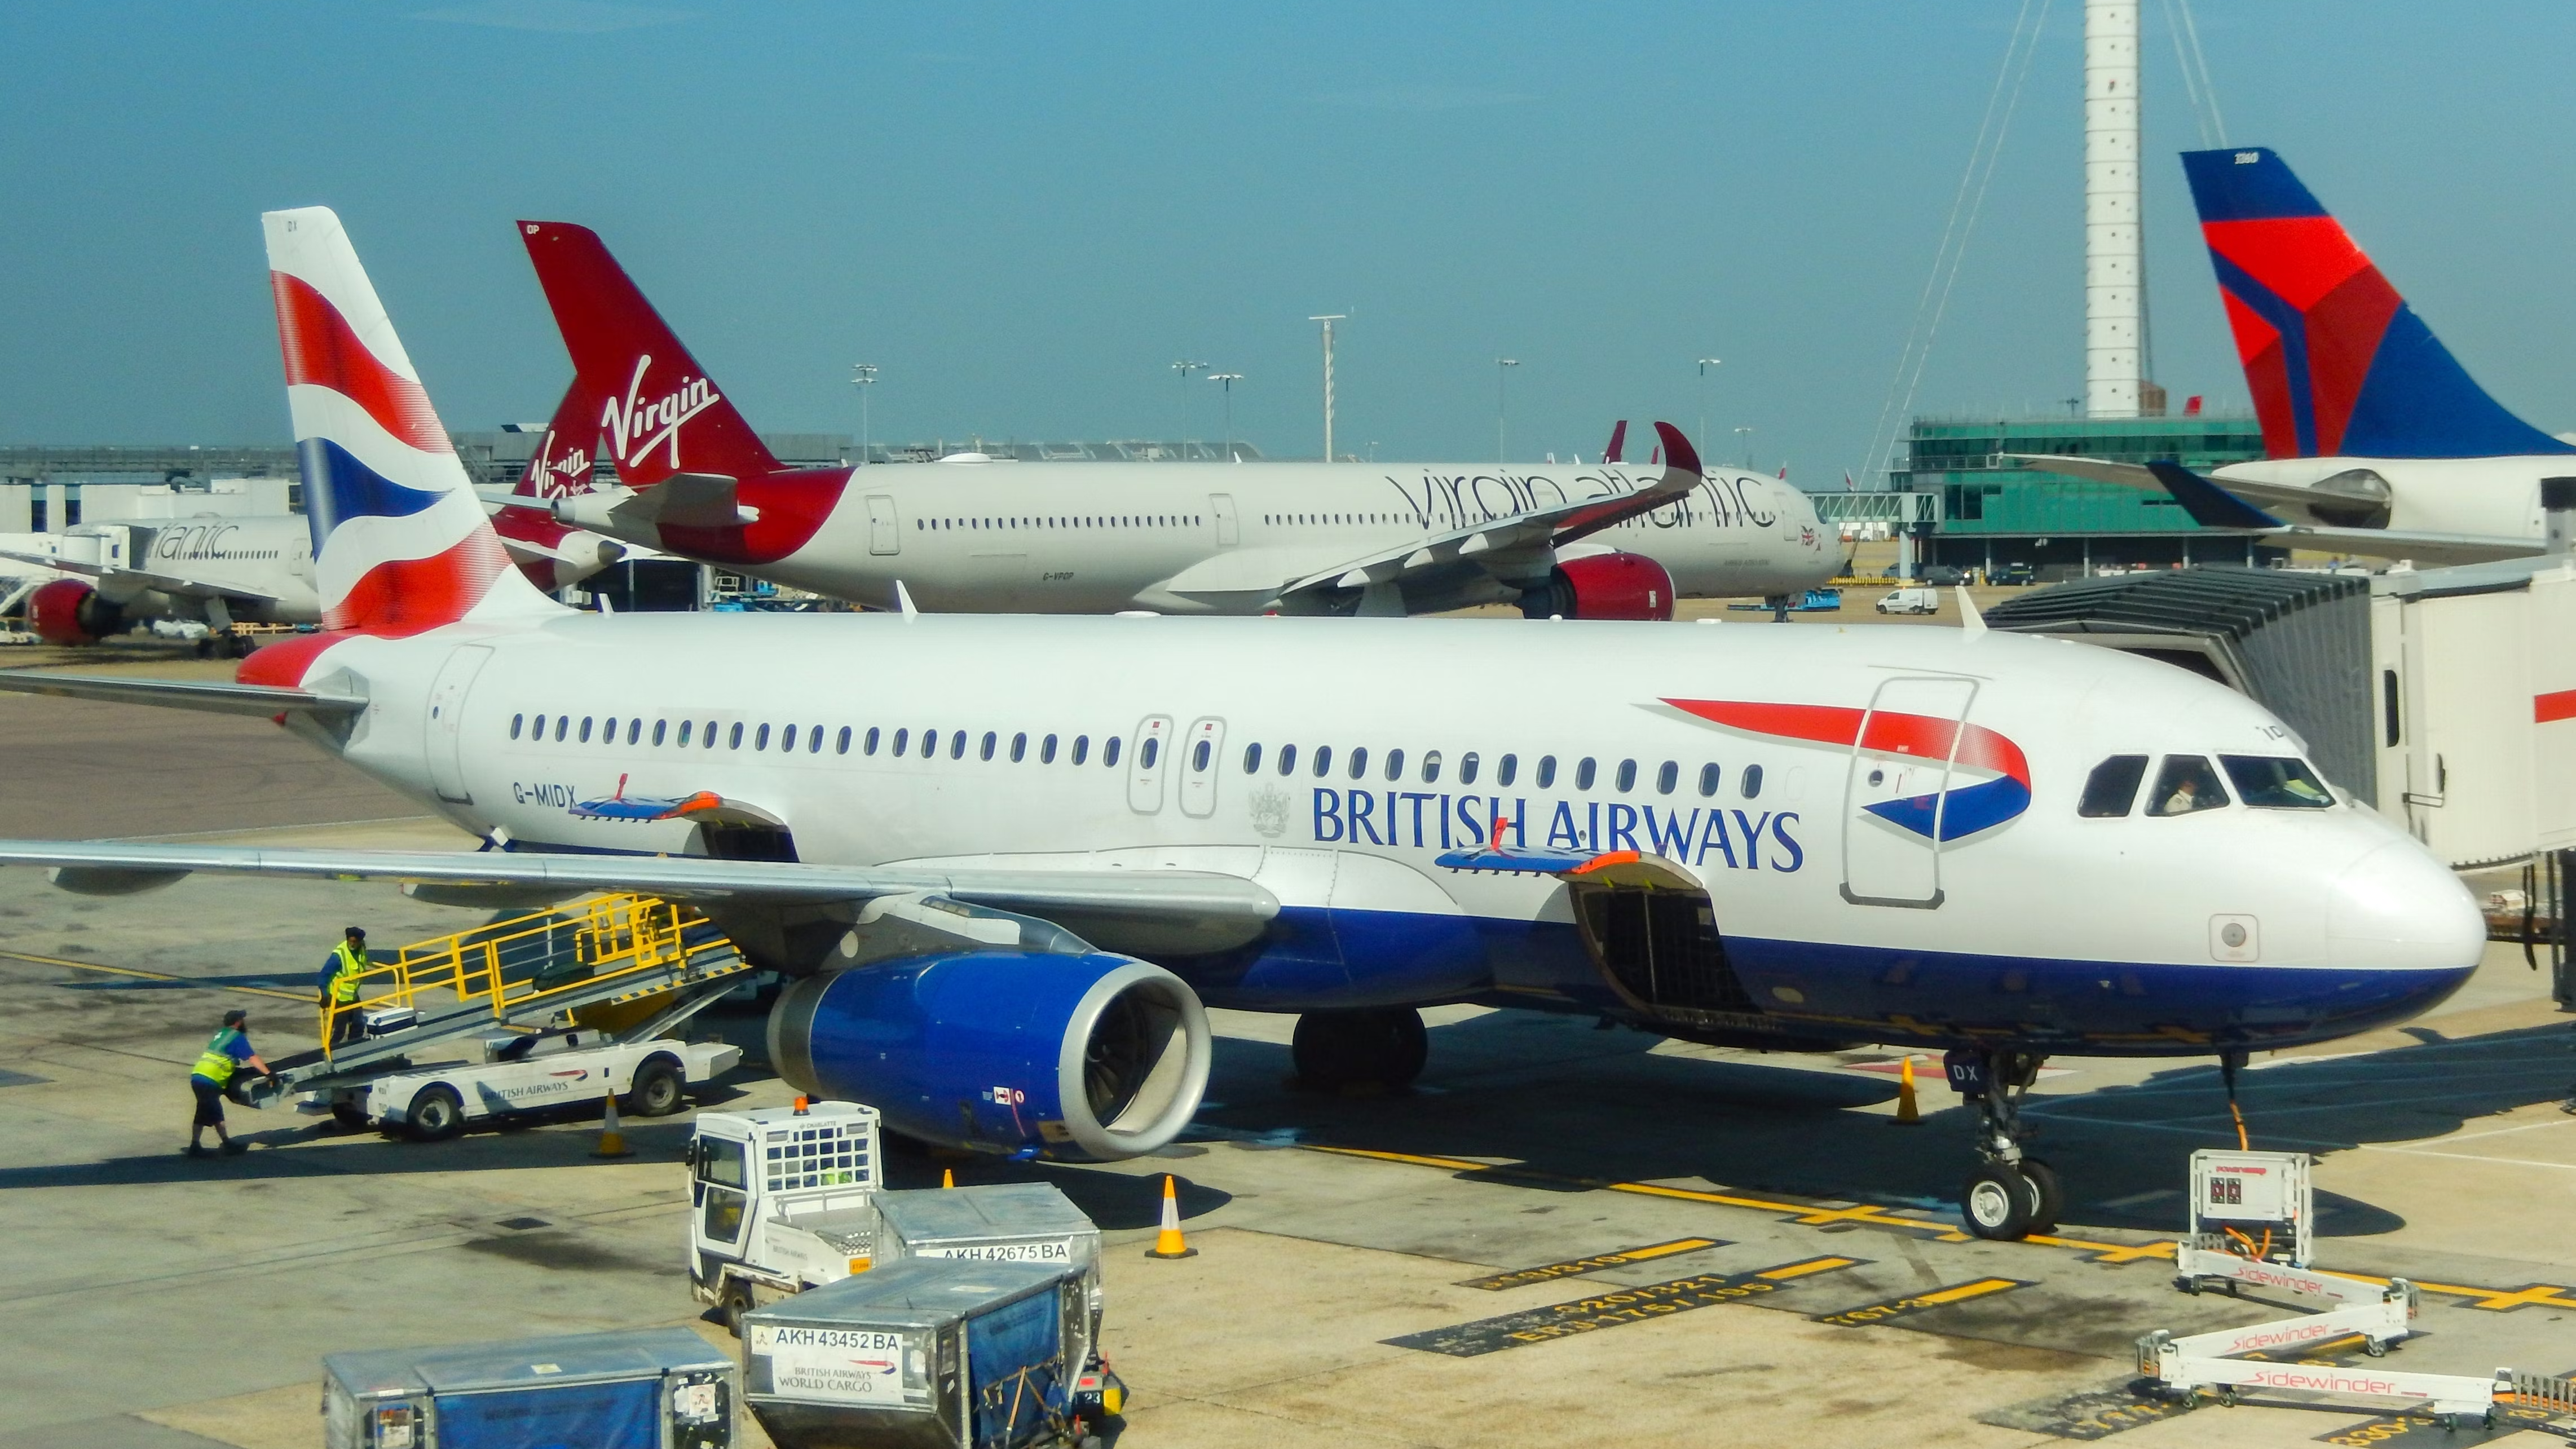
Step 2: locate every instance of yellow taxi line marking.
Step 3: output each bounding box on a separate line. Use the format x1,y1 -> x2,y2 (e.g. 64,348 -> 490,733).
0,949 -> 310,1002
1812,1276 -> 2031,1328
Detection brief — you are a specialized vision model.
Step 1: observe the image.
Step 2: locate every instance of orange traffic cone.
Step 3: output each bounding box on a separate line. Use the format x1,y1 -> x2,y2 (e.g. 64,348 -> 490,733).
1890,1056 -> 1923,1127
590,1091 -> 633,1158
1145,1174 -> 1197,1259
942,1168 -> 955,1189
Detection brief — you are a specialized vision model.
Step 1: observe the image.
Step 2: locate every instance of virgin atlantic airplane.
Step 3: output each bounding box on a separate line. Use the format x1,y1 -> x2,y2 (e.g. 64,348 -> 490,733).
504,221 -> 1838,620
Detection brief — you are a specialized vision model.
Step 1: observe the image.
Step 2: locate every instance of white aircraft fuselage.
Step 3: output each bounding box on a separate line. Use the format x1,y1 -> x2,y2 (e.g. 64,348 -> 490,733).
245,608 -> 2480,1055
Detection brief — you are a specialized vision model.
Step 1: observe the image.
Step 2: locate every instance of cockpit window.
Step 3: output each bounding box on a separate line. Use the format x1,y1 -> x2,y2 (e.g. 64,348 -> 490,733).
2221,756 -> 2335,809
2145,756 -> 2231,817
2076,755 -> 2149,818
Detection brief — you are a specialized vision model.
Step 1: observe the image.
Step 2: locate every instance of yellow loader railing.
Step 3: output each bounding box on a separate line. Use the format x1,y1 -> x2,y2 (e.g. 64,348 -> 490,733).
319,894 -> 745,1060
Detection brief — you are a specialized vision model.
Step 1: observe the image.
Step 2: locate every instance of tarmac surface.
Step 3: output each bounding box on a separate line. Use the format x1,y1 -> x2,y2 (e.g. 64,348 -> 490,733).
4,640 -> 2576,1447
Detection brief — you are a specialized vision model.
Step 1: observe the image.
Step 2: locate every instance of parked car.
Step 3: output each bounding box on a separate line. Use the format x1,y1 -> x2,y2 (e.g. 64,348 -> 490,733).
1992,562 -> 2037,586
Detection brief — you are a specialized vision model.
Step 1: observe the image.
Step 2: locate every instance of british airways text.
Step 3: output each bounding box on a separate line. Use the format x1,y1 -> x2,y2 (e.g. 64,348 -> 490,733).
1311,788 -> 1803,872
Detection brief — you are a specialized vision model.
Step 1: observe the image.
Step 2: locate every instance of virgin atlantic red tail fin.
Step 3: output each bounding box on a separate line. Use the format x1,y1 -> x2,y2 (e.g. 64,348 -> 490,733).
517,221 -> 784,488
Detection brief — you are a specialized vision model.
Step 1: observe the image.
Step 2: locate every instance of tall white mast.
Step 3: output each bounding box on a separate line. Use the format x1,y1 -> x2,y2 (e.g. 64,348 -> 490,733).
2084,0 -> 2142,418
1309,315 -> 1345,461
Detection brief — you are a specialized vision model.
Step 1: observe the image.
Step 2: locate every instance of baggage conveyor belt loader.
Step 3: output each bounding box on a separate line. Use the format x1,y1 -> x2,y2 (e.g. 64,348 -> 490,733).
245,894 -> 755,1139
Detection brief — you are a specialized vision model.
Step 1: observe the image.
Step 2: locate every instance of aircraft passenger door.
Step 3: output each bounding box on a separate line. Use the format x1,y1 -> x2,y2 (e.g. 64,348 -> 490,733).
1179,717 -> 1226,818
1127,715 -> 1174,814
1210,494 -> 1240,547
425,645 -> 494,805
866,494 -> 900,555
1840,675 -> 1978,909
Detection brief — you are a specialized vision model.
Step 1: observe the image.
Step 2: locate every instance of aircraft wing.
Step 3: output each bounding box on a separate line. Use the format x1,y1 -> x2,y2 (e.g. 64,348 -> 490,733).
0,549 -> 283,604
1263,421 -> 1708,608
2141,462 -> 2542,566
1999,454 -> 2369,515
0,670 -> 367,719
0,838 -> 1280,944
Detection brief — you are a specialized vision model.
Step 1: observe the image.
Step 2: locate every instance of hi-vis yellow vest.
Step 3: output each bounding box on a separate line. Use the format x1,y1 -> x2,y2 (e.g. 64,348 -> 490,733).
192,1029 -> 244,1084
329,940 -> 366,1004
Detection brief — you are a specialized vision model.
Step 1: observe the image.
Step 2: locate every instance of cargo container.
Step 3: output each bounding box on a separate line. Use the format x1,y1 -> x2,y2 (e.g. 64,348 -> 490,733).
321,1327 -> 735,1449
743,1257 -> 1091,1449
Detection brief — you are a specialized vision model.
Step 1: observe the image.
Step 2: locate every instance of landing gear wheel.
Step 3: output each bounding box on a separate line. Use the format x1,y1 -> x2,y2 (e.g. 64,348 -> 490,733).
2019,1157 -> 2064,1235
625,1059 -> 685,1117
403,1084 -> 465,1142
1961,1164 -> 2035,1240
1292,1008 -> 1428,1092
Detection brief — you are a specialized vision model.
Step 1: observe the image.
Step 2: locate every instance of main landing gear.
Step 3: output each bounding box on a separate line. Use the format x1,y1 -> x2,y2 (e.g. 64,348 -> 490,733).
1293,1008 -> 1428,1093
1948,1048 -> 2063,1241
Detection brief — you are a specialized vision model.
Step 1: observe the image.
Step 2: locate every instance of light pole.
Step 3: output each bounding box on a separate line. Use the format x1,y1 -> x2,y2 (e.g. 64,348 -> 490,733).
1308,315 -> 1344,460
1171,360 -> 1206,456
849,364 -> 877,464
1207,373 -> 1242,457
1695,357 -> 1721,452
1733,426 -> 1755,470
1496,357 -> 1519,463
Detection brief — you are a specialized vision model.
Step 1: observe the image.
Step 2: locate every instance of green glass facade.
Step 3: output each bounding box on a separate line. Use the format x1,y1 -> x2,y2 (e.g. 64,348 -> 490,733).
1899,414 -> 2270,572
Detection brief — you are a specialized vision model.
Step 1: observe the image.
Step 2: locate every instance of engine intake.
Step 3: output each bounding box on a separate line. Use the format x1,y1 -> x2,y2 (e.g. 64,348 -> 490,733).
27,578 -> 123,646
768,949 -> 1210,1160
1521,551 -> 1676,621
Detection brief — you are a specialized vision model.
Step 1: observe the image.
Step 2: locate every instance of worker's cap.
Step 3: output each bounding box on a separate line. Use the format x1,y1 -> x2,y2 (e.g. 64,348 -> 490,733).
345,926 -> 367,939
222,1008 -> 248,1026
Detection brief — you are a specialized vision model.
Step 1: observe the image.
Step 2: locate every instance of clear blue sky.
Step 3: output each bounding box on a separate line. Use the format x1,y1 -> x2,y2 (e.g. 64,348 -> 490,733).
4,2 -> 2573,479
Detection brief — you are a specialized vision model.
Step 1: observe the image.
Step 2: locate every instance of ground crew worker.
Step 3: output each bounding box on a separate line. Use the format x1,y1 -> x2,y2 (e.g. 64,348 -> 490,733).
187,1008 -> 271,1157
321,926 -> 369,1050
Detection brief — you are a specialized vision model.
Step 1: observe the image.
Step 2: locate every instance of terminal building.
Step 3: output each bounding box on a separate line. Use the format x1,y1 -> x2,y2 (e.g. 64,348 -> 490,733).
1894,412 -> 2276,578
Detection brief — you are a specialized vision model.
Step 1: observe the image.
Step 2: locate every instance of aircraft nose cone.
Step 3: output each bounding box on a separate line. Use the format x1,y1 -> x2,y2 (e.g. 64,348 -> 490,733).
2328,839 -> 2484,971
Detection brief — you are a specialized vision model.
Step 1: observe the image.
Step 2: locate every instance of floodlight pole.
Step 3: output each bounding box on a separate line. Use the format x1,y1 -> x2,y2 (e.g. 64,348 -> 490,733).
1171,360 -> 1206,456
850,364 -> 877,465
1696,358 -> 1722,453
1496,357 -> 1519,463
1208,373 -> 1243,457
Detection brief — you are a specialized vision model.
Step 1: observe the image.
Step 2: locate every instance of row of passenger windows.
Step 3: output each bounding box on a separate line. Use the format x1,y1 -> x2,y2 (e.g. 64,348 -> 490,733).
1239,743 -> 1762,800
2076,753 -> 2334,818
506,712 -> 1766,800
915,514 -> 1202,532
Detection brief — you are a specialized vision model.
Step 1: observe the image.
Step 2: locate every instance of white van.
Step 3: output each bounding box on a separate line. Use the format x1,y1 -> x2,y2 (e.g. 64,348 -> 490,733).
1875,586 -> 1939,615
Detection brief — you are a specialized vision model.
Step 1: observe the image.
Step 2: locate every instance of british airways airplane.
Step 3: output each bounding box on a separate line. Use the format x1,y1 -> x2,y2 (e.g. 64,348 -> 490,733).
0,209 -> 2485,1242
504,222 -> 1839,620
2018,147 -> 2573,565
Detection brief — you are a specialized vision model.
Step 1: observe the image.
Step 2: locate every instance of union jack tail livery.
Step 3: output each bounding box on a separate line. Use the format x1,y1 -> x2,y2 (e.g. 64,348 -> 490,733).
264,207 -> 559,633
2181,147 -> 2574,461
517,220 -> 782,488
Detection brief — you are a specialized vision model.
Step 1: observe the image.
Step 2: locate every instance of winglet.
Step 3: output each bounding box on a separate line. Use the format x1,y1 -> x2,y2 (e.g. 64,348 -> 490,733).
2145,461 -> 2287,530
1652,422 -> 1703,483
896,580 -> 919,621
1956,586 -> 1986,637
1603,420 -> 1628,464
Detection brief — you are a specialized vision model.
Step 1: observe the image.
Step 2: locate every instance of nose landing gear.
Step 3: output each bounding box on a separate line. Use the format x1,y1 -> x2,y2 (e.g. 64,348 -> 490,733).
1948,1048 -> 2062,1240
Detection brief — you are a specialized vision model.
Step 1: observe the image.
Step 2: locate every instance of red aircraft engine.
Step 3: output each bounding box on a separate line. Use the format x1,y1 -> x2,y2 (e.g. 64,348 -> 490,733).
1520,553 -> 1676,621
25,578 -> 125,646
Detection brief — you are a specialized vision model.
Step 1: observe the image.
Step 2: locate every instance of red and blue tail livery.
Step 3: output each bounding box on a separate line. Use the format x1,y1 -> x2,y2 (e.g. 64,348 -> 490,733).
262,207 -> 555,636
2181,147 -> 2573,462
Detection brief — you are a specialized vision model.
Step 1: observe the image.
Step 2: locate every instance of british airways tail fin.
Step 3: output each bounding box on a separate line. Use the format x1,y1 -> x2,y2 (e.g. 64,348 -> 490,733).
2181,147 -> 2572,460
517,221 -> 783,488
263,207 -> 560,633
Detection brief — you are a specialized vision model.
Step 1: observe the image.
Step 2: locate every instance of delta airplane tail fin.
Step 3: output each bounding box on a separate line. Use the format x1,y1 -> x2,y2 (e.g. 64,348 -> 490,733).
263,207 -> 559,634
2181,147 -> 2573,460
517,220 -> 783,488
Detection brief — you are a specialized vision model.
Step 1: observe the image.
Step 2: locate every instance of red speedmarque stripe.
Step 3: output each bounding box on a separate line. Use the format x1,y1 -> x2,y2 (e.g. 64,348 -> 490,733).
271,271 -> 453,455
